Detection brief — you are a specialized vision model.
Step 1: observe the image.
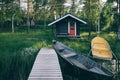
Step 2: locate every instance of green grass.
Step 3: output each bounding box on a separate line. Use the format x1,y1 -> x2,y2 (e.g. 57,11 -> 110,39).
0,29 -> 120,80
0,30 -> 54,80
0,33 -> 35,80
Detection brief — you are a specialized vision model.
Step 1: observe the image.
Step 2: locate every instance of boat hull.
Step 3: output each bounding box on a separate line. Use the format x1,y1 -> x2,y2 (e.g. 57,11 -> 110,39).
91,36 -> 113,60
52,40 -> 113,80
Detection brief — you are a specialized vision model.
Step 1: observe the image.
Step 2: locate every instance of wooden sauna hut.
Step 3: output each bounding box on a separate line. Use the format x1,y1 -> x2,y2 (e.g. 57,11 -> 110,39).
48,14 -> 87,37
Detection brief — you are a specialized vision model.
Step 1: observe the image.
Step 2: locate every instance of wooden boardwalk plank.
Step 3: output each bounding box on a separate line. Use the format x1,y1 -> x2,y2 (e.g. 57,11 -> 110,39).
28,48 -> 63,80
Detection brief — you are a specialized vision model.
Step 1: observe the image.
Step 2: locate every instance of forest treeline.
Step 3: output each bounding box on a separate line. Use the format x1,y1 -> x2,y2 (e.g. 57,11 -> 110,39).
0,0 -> 119,33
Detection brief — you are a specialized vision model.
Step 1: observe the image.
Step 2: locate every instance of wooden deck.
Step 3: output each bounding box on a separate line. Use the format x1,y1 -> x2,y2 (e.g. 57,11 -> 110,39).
56,34 -> 80,38
28,48 -> 63,80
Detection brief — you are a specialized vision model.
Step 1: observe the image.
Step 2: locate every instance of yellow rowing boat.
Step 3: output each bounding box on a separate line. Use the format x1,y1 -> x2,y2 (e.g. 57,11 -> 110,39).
91,36 -> 113,60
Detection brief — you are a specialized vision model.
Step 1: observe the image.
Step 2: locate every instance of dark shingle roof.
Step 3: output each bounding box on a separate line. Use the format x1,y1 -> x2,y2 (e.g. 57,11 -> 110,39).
48,14 -> 87,26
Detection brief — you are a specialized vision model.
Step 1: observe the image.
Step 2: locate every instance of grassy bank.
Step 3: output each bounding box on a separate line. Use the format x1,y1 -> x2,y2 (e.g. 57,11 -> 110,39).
0,30 -> 54,80
0,29 -> 120,80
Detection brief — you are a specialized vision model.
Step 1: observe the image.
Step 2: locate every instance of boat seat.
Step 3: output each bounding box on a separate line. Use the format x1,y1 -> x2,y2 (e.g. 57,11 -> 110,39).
63,52 -> 77,57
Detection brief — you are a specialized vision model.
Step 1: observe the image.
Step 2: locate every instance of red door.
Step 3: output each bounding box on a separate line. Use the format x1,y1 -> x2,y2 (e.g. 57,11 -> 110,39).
70,22 -> 75,36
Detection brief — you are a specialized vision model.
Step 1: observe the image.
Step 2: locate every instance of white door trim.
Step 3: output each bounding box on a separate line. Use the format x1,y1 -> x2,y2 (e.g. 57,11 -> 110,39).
68,22 -> 70,34
75,22 -> 76,36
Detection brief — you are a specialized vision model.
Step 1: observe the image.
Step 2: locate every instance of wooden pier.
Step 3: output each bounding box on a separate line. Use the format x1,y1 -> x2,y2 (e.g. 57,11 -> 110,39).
28,48 -> 63,80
